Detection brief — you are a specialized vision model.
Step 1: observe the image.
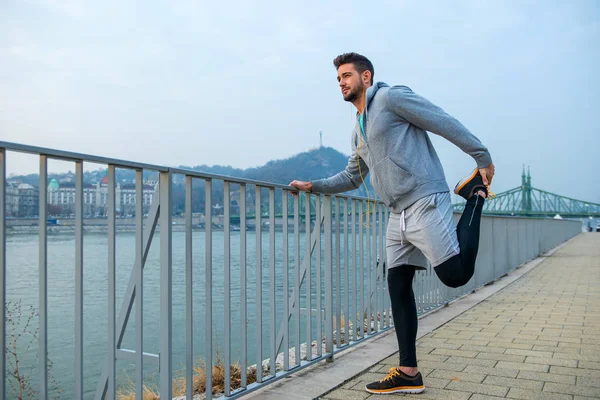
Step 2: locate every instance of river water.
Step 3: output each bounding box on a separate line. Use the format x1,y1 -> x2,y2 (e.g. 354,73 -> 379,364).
6,227 -> 381,399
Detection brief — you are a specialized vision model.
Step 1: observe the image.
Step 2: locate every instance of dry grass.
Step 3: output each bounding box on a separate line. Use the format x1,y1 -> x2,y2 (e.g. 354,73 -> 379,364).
117,358 -> 259,399
117,385 -> 160,400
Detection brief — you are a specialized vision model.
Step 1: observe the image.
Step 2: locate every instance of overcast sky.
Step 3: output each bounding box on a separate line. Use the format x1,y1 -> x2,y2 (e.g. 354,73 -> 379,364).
1,0 -> 599,203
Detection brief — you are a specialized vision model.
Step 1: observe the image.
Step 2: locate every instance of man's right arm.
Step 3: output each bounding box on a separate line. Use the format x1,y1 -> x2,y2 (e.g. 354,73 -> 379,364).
310,149 -> 368,194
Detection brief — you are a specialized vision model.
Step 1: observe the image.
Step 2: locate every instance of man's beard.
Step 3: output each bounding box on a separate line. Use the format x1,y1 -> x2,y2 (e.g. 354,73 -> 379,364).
344,81 -> 364,103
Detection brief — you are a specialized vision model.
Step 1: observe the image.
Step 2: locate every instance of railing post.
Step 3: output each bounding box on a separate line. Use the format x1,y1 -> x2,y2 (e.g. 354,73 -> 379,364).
108,165 -> 116,399
324,196 -> 334,360
159,170 -> 173,399
39,155 -> 48,399
75,161 -> 84,399
0,149 -> 5,400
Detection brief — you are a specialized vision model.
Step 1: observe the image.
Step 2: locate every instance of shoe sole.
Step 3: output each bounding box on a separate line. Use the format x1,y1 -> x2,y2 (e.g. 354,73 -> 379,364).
454,168 -> 478,195
365,385 -> 425,394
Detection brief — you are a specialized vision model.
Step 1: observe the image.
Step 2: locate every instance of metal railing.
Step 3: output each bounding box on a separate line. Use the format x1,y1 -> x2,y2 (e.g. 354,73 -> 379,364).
0,141 -> 582,400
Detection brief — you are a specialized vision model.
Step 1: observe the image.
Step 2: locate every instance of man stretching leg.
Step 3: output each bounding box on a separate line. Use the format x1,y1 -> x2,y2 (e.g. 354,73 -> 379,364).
290,52 -> 495,394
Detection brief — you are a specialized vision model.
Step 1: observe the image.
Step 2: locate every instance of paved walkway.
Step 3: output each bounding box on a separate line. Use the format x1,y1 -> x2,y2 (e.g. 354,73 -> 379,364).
319,233 -> 600,400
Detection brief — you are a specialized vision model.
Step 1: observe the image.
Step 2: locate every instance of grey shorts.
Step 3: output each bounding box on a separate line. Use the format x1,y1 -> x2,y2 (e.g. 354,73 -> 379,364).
386,192 -> 459,270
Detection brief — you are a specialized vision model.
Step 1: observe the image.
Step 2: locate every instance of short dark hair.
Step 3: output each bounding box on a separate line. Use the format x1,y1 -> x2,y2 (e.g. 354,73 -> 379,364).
333,52 -> 374,84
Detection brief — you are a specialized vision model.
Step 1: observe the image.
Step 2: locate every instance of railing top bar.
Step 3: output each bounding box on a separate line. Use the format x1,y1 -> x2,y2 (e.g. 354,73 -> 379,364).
170,166 -> 384,203
0,141 -> 169,171
170,167 -> 294,190
0,140 -> 387,204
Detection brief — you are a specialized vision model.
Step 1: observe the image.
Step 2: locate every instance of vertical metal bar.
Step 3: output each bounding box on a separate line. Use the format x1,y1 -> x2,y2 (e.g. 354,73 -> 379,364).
185,176 -> 193,399
335,198 -> 341,348
344,199 -> 349,344
135,170 -> 144,399
269,188 -> 276,376
294,193 -> 300,366
108,165 -> 116,400
366,202 -> 372,335
255,186 -> 263,382
383,206 -> 389,327
378,203 -> 384,328
38,155 -> 48,399
74,161 -> 84,399
0,149 -> 6,400
351,199 -> 357,342
282,191 -> 289,371
324,196 -> 333,359
358,200 -> 364,339
240,184 -> 248,387
371,201 -> 383,331
159,170 -> 173,400
374,204 -> 378,328
224,182 -> 231,394
315,195 -> 322,357
305,192 -> 312,361
205,179 -> 213,398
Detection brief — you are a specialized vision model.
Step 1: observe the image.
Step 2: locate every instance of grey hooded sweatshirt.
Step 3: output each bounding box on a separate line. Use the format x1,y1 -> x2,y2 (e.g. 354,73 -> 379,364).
311,82 -> 492,213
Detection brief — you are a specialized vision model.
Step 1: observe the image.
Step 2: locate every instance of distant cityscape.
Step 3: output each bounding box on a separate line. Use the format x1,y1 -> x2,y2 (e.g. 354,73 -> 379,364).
5,173 -> 157,218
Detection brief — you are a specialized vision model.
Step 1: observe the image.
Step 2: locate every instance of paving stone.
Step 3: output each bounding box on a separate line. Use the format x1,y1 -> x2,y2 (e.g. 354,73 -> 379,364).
417,353 -> 450,363
483,375 -> 544,391
347,380 -> 369,391
417,360 -> 467,372
544,382 -> 600,397
408,387 -> 471,400
446,339 -> 490,347
416,347 -> 439,355
525,356 -> 578,368
517,370 -> 576,384
497,332 -> 538,340
533,345 -> 579,354
515,338 -> 558,347
555,352 -> 600,362
495,361 -> 550,372
551,366 -> 600,379
471,331 -> 500,338
431,348 -> 479,358
379,356 -> 399,365
321,389 -> 371,400
506,387 -> 573,400
423,377 -> 450,389
417,338 -> 449,347
560,342 -> 600,351
551,336 -> 583,344
427,369 -> 486,384
445,381 -> 508,397
460,344 -> 506,354
477,335 -> 514,344
576,376 -> 600,388
579,361 -> 600,370
463,365 -> 519,378
469,395 -> 506,400
446,356 -> 497,367
476,352 -> 525,363
505,348 -> 554,358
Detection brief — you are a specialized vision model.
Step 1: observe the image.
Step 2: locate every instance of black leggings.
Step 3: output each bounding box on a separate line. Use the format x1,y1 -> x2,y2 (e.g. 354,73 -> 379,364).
388,194 -> 485,366
435,194 -> 485,287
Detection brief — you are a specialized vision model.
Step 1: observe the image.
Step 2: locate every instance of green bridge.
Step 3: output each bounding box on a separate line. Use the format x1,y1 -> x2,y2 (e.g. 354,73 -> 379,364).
453,167 -> 600,218
228,168 -> 600,224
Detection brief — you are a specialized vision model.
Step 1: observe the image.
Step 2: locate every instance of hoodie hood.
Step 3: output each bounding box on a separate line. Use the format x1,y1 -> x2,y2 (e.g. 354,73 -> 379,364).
366,81 -> 389,109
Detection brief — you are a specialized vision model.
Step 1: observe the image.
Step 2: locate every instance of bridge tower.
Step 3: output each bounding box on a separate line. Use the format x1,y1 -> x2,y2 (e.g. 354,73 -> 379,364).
521,166 -> 533,215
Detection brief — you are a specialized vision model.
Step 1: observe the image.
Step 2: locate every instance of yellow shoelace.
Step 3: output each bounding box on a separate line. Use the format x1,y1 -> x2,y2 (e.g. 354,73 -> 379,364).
380,367 -> 402,383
